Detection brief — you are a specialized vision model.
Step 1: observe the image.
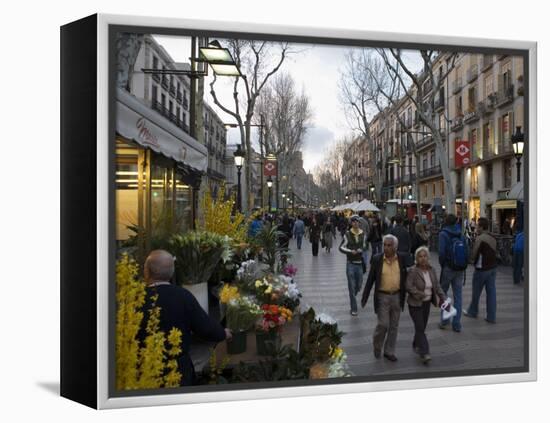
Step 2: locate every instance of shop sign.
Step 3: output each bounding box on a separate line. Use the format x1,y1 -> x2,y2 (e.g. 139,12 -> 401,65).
136,117 -> 160,147
455,139 -> 470,167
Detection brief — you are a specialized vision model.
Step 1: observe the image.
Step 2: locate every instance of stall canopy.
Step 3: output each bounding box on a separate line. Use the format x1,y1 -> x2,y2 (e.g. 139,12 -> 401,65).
116,88 -> 208,172
355,199 -> 380,212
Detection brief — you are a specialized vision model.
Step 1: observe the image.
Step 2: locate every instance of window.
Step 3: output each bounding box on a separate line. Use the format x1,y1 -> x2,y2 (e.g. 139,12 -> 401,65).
153,55 -> 158,69
456,96 -> 463,116
503,159 -> 512,188
151,84 -> 158,103
441,180 -> 445,196
169,100 -> 173,115
161,93 -> 166,109
468,86 -> 477,111
422,153 -> 428,171
432,183 -> 436,196
470,128 -> 479,160
423,184 -> 428,199
430,150 -> 435,167
484,74 -> 494,97
471,166 -> 479,194
176,106 -> 180,120
486,163 -> 493,191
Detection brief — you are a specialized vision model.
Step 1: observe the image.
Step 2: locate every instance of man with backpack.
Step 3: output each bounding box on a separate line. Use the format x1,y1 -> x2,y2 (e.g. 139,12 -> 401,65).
438,213 -> 468,332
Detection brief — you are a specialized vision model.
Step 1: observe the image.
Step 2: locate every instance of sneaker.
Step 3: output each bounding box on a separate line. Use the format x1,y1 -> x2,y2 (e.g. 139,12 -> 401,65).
421,354 -> 432,364
452,326 -> 462,333
350,310 -> 358,316
463,309 -> 476,318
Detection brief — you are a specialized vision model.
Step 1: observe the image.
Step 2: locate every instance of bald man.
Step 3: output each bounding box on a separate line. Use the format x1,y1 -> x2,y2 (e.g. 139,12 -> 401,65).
140,250 -> 231,386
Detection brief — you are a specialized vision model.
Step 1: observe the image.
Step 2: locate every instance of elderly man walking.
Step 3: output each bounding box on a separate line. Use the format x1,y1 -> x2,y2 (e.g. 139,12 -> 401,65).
361,234 -> 408,361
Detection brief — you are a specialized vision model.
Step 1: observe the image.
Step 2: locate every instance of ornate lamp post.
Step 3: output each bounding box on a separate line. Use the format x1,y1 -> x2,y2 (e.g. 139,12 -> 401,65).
233,144 -> 245,212
267,177 -> 273,212
511,126 -> 525,183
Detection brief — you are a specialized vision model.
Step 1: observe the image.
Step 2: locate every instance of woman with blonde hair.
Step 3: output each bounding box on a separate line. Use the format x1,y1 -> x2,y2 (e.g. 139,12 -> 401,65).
406,246 -> 446,364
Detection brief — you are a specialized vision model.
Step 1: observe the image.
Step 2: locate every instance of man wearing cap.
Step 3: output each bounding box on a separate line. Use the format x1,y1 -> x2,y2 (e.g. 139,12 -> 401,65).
339,215 -> 368,316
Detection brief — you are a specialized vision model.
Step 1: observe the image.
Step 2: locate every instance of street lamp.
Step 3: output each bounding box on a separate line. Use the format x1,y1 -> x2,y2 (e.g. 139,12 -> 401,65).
282,192 -> 286,212
233,144 -> 245,212
511,126 -> 525,183
267,177 -> 273,211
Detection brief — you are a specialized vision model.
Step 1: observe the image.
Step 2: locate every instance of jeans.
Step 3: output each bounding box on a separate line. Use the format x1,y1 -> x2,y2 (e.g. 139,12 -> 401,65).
513,250 -> 524,284
371,241 -> 382,256
362,250 -> 369,270
467,268 -> 497,322
409,301 -> 432,355
439,266 -> 464,330
346,262 -> 363,312
296,234 -> 303,249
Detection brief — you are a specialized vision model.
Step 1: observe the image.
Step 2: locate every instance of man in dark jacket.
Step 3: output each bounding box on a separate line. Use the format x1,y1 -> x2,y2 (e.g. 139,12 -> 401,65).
141,250 -> 231,386
463,217 -> 498,323
438,214 -> 468,332
361,234 -> 408,361
390,215 -> 412,266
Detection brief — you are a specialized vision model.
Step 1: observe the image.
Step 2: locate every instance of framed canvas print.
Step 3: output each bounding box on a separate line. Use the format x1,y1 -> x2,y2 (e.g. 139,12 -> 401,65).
60,13 -> 537,409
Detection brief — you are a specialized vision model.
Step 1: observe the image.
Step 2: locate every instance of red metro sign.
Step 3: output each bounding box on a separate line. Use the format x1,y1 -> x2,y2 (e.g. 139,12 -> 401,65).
455,140 -> 471,168
263,160 -> 277,176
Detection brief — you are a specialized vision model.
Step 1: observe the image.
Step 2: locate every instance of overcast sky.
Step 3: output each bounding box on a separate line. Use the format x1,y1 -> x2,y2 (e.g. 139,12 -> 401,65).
153,35 -> 424,173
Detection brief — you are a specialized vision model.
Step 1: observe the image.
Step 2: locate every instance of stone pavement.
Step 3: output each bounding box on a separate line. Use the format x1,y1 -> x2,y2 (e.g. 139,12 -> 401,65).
290,233 -> 526,377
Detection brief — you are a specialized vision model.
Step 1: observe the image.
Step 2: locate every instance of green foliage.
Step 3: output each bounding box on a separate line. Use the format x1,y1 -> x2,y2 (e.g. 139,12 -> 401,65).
300,307 -> 344,365
250,224 -> 290,272
231,344 -> 309,382
168,231 -> 231,285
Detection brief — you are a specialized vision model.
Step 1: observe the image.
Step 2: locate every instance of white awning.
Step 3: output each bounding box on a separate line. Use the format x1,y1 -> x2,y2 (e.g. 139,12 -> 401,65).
507,182 -> 524,201
355,199 -> 380,212
115,88 -> 208,172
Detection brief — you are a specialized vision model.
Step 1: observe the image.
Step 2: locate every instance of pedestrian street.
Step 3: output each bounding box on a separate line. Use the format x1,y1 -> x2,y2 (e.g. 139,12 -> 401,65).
290,233 -> 526,377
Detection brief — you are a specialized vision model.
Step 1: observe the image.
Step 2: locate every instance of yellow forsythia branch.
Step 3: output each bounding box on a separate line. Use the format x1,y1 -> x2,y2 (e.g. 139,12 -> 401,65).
115,254 -> 183,390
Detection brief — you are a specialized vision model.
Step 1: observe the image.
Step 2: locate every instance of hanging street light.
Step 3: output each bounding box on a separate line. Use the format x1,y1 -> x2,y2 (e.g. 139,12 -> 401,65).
233,144 -> 245,212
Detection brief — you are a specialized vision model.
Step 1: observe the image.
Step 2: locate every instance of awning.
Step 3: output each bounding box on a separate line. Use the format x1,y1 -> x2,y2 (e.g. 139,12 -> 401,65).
492,199 -> 517,209
507,182 -> 524,201
115,88 -> 208,172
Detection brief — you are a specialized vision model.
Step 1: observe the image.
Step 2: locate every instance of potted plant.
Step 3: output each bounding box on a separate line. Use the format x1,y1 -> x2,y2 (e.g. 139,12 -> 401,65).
255,304 -> 293,355
224,296 -> 262,354
168,231 -> 232,313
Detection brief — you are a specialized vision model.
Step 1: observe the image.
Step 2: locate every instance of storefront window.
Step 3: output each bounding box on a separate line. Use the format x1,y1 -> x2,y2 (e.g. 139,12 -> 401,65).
115,140 -> 141,245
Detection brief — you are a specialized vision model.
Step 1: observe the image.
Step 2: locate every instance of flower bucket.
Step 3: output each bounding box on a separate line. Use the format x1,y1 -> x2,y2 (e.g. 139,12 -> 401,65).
184,282 -> 208,314
255,331 -> 281,356
226,330 -> 247,355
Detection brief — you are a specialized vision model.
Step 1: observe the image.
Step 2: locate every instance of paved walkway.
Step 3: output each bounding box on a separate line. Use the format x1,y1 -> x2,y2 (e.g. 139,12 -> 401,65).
291,233 -> 526,377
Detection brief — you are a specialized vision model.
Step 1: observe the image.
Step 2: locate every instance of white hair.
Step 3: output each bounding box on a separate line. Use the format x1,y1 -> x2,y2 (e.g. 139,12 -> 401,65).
414,246 -> 430,264
382,234 -> 398,249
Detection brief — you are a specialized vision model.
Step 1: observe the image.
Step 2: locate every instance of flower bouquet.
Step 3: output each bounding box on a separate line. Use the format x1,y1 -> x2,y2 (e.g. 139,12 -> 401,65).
224,296 -> 262,354
169,231 -> 232,286
255,304 -> 293,355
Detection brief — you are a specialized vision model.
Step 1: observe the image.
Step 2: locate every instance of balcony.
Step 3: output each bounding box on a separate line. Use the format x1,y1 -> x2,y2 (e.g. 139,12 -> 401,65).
177,119 -> 189,133
176,91 -> 183,103
480,94 -> 497,116
183,98 -> 189,111
451,115 -> 464,132
434,95 -> 445,112
152,100 -> 169,118
482,55 -> 493,72
416,135 -> 435,151
169,85 -> 176,97
452,78 -> 463,94
161,76 -> 169,89
496,84 -> 514,107
467,64 -> 479,83
419,165 -> 442,179
463,106 -> 480,124
152,73 -> 161,83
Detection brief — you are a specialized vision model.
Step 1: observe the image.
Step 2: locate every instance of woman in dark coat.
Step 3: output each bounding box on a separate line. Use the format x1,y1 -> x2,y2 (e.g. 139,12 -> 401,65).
309,215 -> 322,257
367,217 -> 384,256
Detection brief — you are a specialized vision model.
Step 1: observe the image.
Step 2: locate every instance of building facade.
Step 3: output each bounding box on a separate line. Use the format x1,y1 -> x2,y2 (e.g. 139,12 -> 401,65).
344,51 -> 524,230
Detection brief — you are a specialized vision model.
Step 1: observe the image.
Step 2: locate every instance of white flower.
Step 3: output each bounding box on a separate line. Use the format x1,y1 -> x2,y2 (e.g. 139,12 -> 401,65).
287,283 -> 301,300
315,313 -> 336,325
279,275 -> 293,286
